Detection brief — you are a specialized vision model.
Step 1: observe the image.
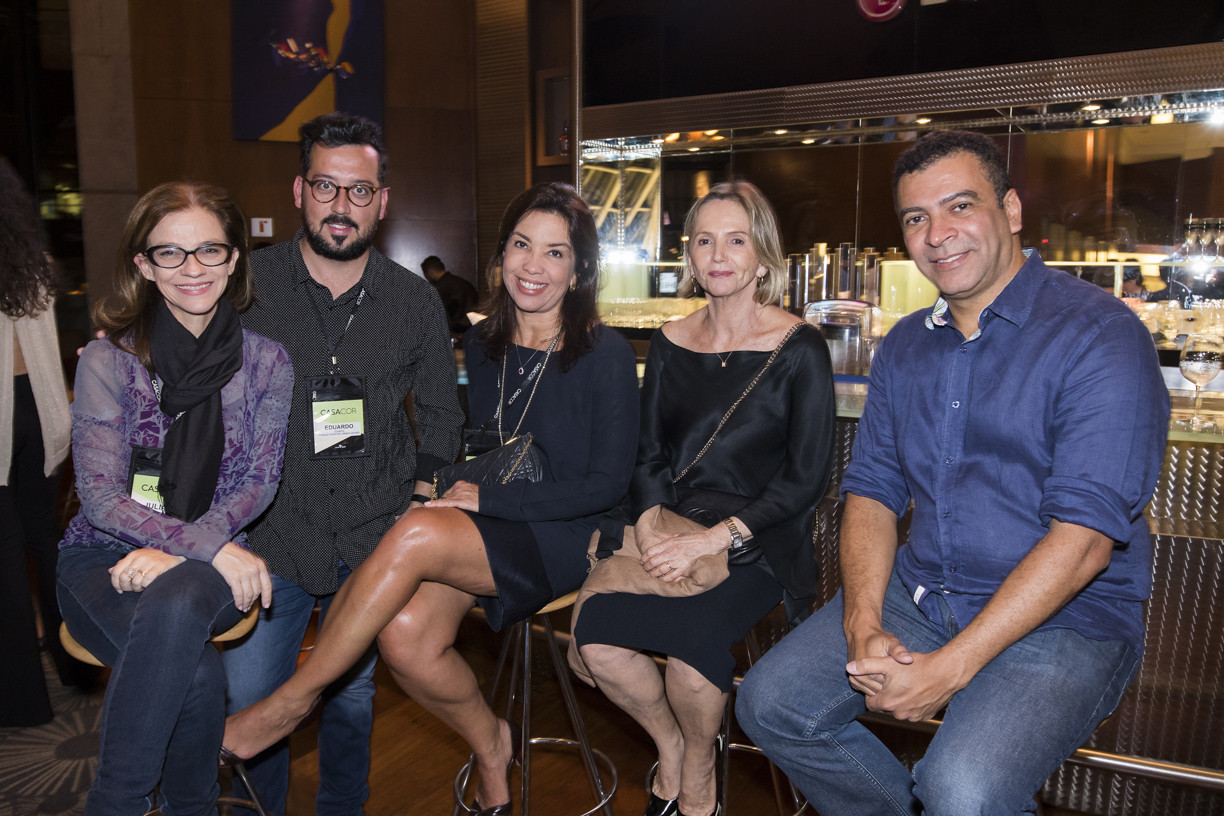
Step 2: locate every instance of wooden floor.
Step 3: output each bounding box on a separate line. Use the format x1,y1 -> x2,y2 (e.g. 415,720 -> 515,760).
273,611 -> 1088,816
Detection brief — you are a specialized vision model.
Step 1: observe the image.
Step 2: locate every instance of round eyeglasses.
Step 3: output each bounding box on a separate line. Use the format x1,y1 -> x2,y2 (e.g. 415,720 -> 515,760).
302,178 -> 380,207
142,243 -> 236,269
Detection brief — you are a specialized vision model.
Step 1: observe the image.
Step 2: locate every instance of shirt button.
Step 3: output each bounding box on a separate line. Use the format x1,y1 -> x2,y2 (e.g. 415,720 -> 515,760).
960,347 -> 968,353
952,400 -> 960,408
949,565 -> 957,573
945,457 -> 953,464
942,511 -> 951,518
329,487 -> 336,495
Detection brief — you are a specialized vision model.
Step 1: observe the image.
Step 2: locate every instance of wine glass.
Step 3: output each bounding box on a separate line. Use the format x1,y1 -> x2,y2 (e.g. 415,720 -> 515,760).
1200,221 -> 1217,262
1179,334 -> 1224,431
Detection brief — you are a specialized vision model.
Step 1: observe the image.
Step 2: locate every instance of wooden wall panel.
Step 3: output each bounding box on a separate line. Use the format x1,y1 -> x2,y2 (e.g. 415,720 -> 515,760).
69,0 -> 138,310
475,0 -> 530,279
71,0 -> 480,301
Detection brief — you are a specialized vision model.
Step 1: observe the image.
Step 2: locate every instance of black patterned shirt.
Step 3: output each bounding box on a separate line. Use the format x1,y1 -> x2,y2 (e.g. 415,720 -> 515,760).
241,232 -> 464,594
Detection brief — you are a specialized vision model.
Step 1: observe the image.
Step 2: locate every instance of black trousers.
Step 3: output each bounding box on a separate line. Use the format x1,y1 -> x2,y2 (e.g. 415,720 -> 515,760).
0,374 -> 70,726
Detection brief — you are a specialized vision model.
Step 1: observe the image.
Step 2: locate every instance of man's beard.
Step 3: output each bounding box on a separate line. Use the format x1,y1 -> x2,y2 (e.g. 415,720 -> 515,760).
304,214 -> 378,262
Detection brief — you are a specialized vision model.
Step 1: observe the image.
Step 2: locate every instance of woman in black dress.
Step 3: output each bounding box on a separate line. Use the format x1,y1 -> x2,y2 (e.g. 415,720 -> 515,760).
220,183 -> 640,815
574,182 -> 836,816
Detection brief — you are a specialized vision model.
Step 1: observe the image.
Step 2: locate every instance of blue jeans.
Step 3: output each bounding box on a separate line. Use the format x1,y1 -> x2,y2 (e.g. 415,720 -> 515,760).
221,564 -> 378,816
57,545 -> 243,816
736,570 -> 1140,816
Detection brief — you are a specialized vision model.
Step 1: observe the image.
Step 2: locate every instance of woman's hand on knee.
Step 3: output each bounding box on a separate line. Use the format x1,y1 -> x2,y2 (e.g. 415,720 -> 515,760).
211,542 -> 273,612
109,548 -> 186,593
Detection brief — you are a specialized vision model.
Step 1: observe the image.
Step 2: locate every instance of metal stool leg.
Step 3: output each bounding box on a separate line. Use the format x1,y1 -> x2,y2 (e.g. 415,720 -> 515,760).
453,620 -> 523,816
223,760 -> 272,816
521,619 -> 534,816
454,608 -> 618,816
542,615 -> 615,816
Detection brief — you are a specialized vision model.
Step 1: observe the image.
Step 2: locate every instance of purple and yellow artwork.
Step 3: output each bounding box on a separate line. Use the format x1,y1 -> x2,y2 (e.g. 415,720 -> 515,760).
232,0 -> 383,142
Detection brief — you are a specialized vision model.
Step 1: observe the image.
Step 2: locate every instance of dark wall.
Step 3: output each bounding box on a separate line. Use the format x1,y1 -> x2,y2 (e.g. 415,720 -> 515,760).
584,0 -> 1224,107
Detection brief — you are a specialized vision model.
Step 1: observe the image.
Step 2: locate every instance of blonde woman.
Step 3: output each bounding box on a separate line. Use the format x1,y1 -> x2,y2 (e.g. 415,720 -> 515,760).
573,181 -> 836,816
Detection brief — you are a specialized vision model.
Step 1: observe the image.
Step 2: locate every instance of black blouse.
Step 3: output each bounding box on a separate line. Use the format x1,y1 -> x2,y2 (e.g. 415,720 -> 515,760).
629,324 -> 837,599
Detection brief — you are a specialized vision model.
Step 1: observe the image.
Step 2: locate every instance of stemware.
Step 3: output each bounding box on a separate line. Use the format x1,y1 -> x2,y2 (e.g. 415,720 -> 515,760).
1179,334 -> 1224,431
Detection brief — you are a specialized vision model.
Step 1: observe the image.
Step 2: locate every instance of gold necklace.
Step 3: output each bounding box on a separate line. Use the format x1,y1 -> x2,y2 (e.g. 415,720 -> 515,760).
707,308 -> 761,368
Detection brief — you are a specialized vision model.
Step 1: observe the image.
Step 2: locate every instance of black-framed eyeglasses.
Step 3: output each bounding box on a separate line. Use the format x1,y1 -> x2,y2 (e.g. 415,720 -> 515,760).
142,243 -> 236,269
302,178 -> 381,207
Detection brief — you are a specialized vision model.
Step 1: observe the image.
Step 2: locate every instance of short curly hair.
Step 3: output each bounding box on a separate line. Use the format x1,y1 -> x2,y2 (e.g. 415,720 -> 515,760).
893,130 -> 1012,210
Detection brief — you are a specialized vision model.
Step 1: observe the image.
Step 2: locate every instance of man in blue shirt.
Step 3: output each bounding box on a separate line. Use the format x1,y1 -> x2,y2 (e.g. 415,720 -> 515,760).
737,130 -> 1169,815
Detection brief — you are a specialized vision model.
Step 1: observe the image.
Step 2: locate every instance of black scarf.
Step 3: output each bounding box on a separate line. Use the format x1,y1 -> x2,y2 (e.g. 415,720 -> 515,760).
150,298 -> 244,522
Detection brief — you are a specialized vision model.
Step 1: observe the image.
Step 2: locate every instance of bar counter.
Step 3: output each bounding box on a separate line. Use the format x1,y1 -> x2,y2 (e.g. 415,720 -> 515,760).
819,380 -> 1224,816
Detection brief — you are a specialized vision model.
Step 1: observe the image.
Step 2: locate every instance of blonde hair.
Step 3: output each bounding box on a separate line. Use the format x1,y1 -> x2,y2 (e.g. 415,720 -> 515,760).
679,180 -> 787,305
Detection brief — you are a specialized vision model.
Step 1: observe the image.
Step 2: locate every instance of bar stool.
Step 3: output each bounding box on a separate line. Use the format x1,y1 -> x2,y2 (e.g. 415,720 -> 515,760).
59,607 -> 271,816
716,610 -> 808,816
453,591 -> 617,816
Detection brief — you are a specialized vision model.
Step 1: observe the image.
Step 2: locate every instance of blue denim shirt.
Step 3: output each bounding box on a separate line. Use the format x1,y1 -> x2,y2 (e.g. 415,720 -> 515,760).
841,251 -> 1168,653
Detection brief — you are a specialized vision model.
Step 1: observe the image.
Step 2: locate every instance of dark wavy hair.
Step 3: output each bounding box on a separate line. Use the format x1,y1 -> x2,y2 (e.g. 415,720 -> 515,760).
93,181 -> 254,370
893,129 -> 1012,209
478,183 -> 600,372
300,112 -> 388,184
0,157 -> 56,317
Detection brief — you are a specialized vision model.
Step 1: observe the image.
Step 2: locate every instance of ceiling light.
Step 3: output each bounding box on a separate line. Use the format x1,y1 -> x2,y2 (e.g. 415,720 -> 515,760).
1082,103 -> 1101,111
651,138 -> 665,144
711,135 -> 725,141
916,117 -> 932,124
704,129 -> 719,135
774,129 -> 788,135
1092,118 -> 1109,125
801,138 -> 815,144
1210,110 -> 1224,125
1151,112 -> 1174,124
664,133 -> 681,142
688,147 -> 700,152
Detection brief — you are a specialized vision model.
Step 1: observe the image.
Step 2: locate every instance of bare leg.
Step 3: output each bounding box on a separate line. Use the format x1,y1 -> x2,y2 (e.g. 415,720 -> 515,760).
665,658 -> 726,816
378,582 -> 515,809
580,643 -> 685,801
222,508 -> 496,760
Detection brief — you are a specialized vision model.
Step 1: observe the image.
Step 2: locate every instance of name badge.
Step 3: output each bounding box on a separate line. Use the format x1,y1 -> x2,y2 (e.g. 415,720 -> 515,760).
127,445 -> 166,514
309,374 -> 368,459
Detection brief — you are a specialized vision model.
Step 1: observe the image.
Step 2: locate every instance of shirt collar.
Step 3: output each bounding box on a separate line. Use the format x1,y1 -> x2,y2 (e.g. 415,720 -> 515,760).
925,248 -> 1045,340
289,228 -> 384,300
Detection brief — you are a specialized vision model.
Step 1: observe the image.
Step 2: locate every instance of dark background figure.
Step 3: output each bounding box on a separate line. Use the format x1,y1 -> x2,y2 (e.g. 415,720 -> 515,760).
1121,260 -> 1149,300
0,155 -> 80,727
422,255 -> 478,343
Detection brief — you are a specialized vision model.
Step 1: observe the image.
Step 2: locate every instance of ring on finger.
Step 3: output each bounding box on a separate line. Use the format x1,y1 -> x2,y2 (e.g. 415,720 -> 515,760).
124,567 -> 139,579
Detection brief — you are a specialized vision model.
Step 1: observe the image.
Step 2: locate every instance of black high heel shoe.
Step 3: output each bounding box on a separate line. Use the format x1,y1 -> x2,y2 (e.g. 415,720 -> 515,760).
644,790 -> 680,816
473,719 -> 523,816
219,696 -> 321,768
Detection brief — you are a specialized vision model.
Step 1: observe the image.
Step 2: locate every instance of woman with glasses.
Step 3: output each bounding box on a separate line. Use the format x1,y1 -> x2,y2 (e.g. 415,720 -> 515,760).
56,181 -> 292,815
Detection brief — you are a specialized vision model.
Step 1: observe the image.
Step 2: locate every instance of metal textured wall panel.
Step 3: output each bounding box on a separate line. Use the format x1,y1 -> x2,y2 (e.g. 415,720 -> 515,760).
583,42 -> 1224,140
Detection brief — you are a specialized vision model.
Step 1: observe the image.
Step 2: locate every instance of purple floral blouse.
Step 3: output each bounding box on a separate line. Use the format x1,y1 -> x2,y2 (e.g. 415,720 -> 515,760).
60,330 -> 293,562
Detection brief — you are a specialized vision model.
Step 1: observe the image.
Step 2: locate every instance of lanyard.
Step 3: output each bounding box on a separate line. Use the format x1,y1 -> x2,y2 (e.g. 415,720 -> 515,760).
309,286 -> 366,373
149,376 -> 184,421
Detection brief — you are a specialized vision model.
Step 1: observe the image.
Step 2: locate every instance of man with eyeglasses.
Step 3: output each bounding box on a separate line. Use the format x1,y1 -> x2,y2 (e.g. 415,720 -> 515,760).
222,112 -> 463,816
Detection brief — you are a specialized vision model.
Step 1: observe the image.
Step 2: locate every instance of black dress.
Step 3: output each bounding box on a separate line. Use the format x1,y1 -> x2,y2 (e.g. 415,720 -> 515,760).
573,324 -> 836,690
463,324 -> 640,630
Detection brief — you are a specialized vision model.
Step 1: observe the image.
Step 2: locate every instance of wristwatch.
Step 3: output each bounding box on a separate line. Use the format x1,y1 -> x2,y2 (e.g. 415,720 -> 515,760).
723,517 -> 745,553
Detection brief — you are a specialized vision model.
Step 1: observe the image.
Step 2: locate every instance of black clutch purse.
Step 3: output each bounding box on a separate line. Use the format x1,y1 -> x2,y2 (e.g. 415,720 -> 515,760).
432,428 -> 543,499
